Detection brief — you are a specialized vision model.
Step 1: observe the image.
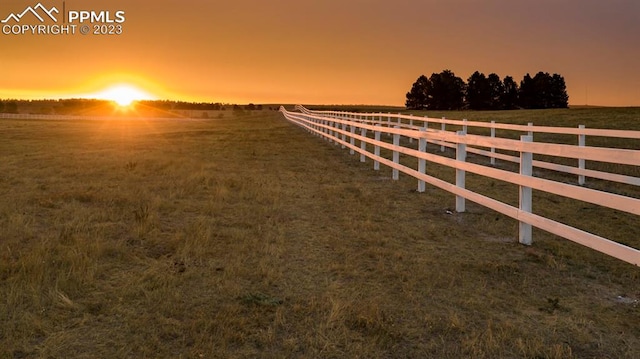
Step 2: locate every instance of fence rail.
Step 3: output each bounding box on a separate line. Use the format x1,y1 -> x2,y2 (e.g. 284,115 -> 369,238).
280,105 -> 640,266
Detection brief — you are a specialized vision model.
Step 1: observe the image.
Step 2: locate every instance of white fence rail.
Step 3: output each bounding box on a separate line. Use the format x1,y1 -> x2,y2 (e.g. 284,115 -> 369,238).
280,105 -> 640,266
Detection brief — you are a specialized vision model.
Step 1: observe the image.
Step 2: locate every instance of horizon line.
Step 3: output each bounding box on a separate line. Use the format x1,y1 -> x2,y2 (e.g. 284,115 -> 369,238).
2,97 -> 640,109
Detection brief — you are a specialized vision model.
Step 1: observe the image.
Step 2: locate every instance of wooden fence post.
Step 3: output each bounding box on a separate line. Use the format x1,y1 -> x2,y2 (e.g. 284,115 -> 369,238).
323,119 -> 328,140
360,127 -> 367,163
387,113 -> 391,137
456,131 -> 466,212
441,120 -> 446,152
393,127 -> 400,180
490,120 -> 496,166
350,124 -> 356,155
374,125 -> 381,171
418,127 -> 427,193
462,119 -> 468,160
409,118 -> 414,144
326,116 -> 330,134
341,122 -> 346,149
528,122 -> 534,138
579,125 -> 586,186
519,135 -> 533,245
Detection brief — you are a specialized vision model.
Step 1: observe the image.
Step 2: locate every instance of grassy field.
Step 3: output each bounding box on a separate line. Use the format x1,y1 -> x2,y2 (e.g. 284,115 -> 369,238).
1,108 -> 638,358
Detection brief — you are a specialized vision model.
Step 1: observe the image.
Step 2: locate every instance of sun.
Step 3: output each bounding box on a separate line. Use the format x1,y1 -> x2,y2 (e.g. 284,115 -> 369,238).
93,84 -> 155,107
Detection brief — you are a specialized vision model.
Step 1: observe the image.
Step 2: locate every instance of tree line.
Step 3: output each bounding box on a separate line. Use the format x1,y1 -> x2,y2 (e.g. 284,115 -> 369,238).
0,100 -> 18,113
405,70 -> 569,111
0,99 -> 270,115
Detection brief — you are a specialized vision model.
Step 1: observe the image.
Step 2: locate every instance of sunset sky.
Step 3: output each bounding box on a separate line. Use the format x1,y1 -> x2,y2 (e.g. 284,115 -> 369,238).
1,0 -> 638,106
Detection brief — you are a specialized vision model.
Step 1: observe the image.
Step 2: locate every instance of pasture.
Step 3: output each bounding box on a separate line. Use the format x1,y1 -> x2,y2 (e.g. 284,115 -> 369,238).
1,108 -> 638,358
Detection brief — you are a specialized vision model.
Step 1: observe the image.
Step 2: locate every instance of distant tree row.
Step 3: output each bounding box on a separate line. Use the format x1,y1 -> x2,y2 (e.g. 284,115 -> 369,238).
0,99 -> 270,115
138,101 -> 265,111
0,100 -> 18,113
138,100 -> 227,111
405,70 -> 568,110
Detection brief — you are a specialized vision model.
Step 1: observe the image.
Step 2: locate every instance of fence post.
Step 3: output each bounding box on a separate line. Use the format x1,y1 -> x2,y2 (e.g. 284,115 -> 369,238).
341,122 -> 346,149
393,127 -> 400,180
418,127 -> 427,193
578,125 -> 586,186
313,115 -> 319,136
528,122 -> 534,138
360,127 -> 367,163
463,119 -> 468,134
350,124 -> 356,155
326,118 -> 330,140
409,118 -> 414,144
374,125 -> 381,171
441,119 -> 446,152
456,131 -> 466,212
303,114 -> 309,134
519,135 -> 533,245
490,120 -> 496,166
323,119 -> 328,140
387,113 -> 391,137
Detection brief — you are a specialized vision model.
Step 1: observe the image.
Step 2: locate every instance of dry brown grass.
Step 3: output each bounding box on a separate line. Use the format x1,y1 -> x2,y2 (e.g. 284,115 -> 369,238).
1,108 -> 638,358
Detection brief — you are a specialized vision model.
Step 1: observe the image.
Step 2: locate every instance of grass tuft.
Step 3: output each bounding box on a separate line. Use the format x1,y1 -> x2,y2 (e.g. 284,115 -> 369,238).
239,293 -> 284,307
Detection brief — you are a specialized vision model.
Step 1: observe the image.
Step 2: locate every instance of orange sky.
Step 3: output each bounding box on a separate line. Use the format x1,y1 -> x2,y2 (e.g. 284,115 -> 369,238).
1,0 -> 639,106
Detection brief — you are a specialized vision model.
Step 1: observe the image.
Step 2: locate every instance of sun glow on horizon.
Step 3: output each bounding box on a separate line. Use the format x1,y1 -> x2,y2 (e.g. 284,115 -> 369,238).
90,84 -> 156,107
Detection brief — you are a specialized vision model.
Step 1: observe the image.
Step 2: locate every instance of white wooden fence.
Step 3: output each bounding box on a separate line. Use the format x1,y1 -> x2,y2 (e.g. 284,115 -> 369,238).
280,105 -> 640,266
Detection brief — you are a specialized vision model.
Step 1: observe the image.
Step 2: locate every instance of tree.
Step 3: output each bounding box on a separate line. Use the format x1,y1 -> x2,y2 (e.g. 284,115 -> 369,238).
4,101 -> 18,114
549,73 -> 569,108
501,76 -> 519,109
466,71 -> 491,110
426,70 -> 466,110
487,73 -> 505,110
405,75 -> 430,110
518,73 -> 536,109
406,70 -> 567,111
533,72 -> 553,109
519,72 -> 569,109
0,101 -> 4,113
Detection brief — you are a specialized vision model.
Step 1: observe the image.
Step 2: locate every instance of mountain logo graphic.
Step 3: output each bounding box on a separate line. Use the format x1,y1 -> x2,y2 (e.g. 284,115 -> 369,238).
1,2 -> 59,23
